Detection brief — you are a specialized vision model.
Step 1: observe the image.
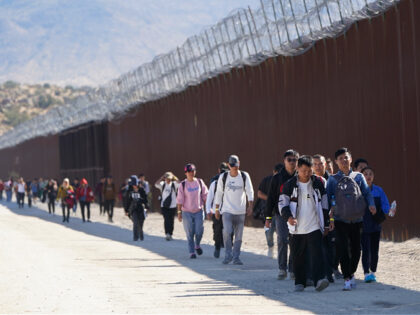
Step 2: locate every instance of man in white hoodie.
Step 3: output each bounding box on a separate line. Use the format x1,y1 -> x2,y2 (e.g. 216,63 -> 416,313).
214,155 -> 254,265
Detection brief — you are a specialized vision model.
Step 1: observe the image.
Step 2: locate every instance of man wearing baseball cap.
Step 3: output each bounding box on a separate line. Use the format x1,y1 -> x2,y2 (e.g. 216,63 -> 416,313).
176,163 -> 208,259
214,155 -> 254,265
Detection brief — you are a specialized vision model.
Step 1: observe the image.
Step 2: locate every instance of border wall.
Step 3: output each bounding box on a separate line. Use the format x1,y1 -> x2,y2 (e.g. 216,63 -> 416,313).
1,0 -> 419,241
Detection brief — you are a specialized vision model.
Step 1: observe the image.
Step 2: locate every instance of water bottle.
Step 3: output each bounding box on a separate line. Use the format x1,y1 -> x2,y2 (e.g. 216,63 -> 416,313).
389,200 -> 397,217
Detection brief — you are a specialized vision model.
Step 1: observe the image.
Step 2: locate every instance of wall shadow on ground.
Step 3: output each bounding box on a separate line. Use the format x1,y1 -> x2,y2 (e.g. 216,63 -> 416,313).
2,200 -> 420,314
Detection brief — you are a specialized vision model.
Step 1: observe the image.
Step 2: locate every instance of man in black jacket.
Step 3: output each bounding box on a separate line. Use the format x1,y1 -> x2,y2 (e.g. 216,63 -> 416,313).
265,149 -> 299,280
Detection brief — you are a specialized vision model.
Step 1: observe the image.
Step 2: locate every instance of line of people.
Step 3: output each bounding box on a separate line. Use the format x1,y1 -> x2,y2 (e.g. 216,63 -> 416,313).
0,147 -> 396,293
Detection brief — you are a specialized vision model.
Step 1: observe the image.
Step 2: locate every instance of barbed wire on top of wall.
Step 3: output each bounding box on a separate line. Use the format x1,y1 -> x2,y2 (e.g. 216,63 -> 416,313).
0,0 -> 399,150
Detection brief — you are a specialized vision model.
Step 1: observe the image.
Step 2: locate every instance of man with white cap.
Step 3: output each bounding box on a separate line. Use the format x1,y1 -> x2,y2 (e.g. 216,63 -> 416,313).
214,155 -> 254,265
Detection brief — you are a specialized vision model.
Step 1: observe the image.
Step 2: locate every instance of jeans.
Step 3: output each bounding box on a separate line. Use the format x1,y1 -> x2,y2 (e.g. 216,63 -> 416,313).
361,231 -> 381,274
290,230 -> 325,287
17,192 -> 25,208
48,198 -> 55,214
6,190 -> 12,202
265,216 -> 276,248
275,215 -> 293,272
61,202 -> 70,221
104,199 -> 114,219
212,215 -> 224,249
335,221 -> 362,279
80,201 -> 91,222
182,210 -> 204,254
161,207 -> 176,235
222,212 -> 245,260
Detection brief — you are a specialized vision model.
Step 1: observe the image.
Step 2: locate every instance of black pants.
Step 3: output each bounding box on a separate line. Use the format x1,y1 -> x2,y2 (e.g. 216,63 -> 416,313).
48,198 -> 55,214
322,230 -> 336,278
212,215 -> 224,249
97,196 -> 104,214
161,207 -> 176,235
361,231 -> 381,274
104,199 -> 114,219
80,201 -> 91,222
132,210 -> 145,241
61,203 -> 70,222
17,192 -> 25,208
335,221 -> 362,279
0,190 -> 3,200
290,230 -> 325,287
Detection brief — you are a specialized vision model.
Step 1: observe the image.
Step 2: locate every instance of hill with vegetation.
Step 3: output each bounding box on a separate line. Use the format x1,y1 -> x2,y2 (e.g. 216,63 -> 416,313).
0,81 -> 90,135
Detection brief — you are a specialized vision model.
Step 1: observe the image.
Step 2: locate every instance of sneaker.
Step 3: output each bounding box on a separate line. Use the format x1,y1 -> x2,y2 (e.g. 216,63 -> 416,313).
190,253 -> 197,259
233,259 -> 243,265
327,274 -> 334,283
315,278 -> 330,292
277,269 -> 287,280
267,246 -> 274,258
343,280 -> 352,291
289,272 -> 295,280
222,256 -> 232,264
195,247 -> 203,255
294,284 -> 304,292
214,248 -> 220,258
165,234 -> 171,241
350,276 -> 357,289
333,269 -> 343,280
371,273 -> 377,282
306,279 -> 314,287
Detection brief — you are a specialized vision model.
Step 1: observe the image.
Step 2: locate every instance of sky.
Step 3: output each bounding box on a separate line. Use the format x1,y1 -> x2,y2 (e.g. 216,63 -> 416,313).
0,0 -> 260,86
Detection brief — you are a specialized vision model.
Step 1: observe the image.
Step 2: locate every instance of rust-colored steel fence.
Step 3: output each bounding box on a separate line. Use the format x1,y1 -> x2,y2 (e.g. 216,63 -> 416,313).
1,0 -> 419,240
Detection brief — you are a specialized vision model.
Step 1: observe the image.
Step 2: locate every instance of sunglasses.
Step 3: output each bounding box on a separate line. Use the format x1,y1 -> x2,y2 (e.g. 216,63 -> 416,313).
287,158 -> 297,163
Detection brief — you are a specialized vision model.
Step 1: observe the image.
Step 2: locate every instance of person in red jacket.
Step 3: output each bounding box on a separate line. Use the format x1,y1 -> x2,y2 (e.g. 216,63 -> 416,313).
76,178 -> 94,222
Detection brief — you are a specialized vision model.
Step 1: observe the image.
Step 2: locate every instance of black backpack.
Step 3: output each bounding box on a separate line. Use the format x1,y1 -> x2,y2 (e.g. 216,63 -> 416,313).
161,182 -> 176,208
334,172 -> 367,221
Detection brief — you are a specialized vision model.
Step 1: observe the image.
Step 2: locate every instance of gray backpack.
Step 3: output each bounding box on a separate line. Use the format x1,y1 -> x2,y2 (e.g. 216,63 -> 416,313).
334,173 -> 367,221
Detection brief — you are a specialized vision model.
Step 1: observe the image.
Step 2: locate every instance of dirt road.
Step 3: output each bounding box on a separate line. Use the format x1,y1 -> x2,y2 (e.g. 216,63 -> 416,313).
0,200 -> 419,314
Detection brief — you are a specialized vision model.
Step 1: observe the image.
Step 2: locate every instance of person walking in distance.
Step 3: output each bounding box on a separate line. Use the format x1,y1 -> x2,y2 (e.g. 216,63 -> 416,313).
0,179 -> 4,200
155,172 -> 180,241
326,148 -> 376,291
265,149 -> 299,280
214,155 -> 254,265
76,178 -> 94,222
16,177 -> 26,208
206,162 -> 229,258
95,177 -> 105,215
57,178 -> 74,223
103,176 -> 116,222
127,177 -> 148,241
46,179 -> 58,214
176,164 -> 208,259
279,155 -> 331,292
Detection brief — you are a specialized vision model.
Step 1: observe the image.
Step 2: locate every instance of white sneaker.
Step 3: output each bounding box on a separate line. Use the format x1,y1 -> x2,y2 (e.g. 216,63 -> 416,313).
267,247 -> 274,258
343,280 -> 352,291
315,278 -> 329,292
277,269 -> 287,280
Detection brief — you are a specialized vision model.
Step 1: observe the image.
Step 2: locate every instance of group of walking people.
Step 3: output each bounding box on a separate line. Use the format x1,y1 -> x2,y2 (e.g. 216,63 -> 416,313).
0,146 -> 396,293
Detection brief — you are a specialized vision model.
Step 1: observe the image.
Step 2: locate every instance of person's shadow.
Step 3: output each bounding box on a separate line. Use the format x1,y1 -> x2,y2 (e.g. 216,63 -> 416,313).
2,200 -> 420,314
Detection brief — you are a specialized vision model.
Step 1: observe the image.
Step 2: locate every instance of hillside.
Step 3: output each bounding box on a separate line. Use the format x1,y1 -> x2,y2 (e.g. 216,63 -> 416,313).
0,81 -> 90,135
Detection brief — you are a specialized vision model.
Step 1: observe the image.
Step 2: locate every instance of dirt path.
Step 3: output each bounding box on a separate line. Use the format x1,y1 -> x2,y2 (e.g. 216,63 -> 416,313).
0,200 -> 419,314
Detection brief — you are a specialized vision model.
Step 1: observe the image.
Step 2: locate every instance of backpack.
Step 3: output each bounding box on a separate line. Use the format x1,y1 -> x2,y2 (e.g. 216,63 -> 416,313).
161,182 -> 176,208
334,172 -> 367,221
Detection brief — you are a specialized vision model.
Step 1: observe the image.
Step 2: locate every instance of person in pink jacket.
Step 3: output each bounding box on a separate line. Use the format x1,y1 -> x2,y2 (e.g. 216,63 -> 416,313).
176,163 -> 208,259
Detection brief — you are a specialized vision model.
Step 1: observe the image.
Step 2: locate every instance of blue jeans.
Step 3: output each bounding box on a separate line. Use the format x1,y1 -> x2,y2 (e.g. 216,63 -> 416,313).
275,215 -> 293,272
265,216 -> 276,248
182,210 -> 204,254
222,212 -> 245,260
6,190 -> 12,202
